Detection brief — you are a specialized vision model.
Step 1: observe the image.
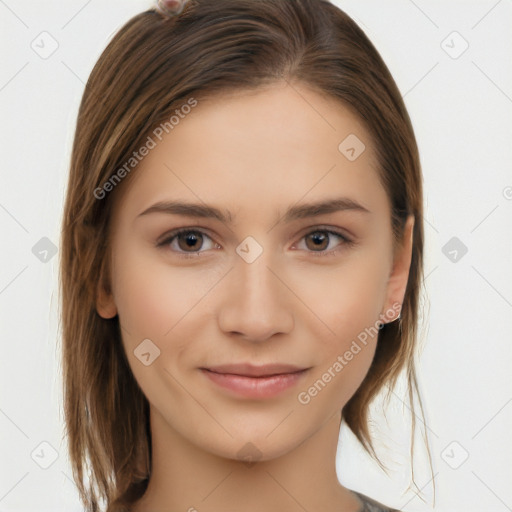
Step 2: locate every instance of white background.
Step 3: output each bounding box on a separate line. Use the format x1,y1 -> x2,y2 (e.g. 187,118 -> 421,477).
0,1 -> 511,511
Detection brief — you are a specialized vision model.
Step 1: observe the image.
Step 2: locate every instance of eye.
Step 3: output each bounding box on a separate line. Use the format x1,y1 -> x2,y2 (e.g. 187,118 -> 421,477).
293,228 -> 354,256
157,228 -> 219,257
157,226 -> 354,259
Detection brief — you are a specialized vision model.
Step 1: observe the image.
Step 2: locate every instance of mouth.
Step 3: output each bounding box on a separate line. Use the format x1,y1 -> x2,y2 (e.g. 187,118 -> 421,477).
200,363 -> 310,399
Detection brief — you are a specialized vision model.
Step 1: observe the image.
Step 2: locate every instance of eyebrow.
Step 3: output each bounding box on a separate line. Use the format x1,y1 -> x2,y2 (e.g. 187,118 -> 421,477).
136,197 -> 371,224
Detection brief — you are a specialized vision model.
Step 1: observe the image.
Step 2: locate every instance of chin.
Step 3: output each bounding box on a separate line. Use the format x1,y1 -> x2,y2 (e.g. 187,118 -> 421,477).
197,429 -> 302,464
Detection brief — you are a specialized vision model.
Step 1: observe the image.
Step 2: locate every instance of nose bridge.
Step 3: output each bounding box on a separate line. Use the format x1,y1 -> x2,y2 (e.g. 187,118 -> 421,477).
237,251 -> 278,304
216,241 -> 293,340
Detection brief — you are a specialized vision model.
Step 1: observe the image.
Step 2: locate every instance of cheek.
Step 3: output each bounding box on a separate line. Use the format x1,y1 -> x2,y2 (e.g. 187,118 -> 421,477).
112,260 -> 175,339
109,249 -> 210,406
292,250 -> 389,339
111,244 -> 218,339
291,252 -> 389,407
296,302 -> 380,416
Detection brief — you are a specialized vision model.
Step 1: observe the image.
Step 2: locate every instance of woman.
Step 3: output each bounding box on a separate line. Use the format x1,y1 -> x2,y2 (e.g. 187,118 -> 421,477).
60,0 -> 426,510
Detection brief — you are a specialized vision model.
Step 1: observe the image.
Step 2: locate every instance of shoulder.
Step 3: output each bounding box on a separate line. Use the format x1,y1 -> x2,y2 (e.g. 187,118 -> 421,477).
352,491 -> 401,512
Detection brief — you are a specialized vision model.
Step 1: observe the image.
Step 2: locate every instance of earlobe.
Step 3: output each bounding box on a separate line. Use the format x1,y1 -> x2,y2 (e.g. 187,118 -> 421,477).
95,261 -> 118,319
381,215 -> 415,320
96,288 -> 118,319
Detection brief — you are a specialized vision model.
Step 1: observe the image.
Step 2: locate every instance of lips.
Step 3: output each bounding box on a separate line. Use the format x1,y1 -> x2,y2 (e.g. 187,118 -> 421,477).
202,363 -> 308,378
200,363 -> 310,399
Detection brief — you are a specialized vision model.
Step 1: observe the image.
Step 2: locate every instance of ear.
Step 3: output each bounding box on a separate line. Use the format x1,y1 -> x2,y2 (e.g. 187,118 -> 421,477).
381,214 -> 415,321
95,257 -> 118,319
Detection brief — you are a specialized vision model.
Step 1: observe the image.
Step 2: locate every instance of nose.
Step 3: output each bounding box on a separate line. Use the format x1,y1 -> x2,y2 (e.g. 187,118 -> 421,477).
216,248 -> 294,343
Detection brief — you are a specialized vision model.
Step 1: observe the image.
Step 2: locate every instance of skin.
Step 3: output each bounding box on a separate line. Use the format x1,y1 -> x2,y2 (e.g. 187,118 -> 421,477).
97,80 -> 414,512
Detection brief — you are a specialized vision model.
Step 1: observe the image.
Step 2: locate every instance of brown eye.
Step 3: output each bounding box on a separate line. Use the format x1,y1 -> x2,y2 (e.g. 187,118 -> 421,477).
305,231 -> 329,251
158,229 -> 218,255
176,231 -> 204,252
294,228 -> 353,256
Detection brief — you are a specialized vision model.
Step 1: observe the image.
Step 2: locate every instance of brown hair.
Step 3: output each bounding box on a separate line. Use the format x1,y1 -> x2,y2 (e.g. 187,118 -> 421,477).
60,1 -> 427,510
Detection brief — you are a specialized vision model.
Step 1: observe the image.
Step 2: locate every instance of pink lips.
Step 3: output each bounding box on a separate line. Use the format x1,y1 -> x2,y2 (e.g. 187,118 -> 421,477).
200,363 -> 309,399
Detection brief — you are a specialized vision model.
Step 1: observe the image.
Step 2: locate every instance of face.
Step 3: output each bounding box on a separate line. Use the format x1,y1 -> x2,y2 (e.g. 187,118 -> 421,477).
97,81 -> 413,462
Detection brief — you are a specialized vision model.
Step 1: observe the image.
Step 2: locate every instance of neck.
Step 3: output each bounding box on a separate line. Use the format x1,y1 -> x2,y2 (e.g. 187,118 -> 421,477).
131,407 -> 363,512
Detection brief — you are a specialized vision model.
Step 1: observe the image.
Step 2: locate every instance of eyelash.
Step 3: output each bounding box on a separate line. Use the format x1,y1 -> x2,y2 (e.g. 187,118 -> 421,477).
156,226 -> 355,260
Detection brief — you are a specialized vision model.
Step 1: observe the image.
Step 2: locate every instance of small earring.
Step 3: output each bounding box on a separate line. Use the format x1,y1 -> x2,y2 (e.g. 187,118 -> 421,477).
388,310 -> 402,324
378,308 -> 402,329
388,312 -> 401,323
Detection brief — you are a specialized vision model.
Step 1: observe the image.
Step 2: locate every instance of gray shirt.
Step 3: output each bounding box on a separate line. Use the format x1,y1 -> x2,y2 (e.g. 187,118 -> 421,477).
354,491 -> 400,512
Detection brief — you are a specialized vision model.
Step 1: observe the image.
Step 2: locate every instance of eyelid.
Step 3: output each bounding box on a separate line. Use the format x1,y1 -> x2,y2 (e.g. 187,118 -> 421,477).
156,225 -> 355,257
290,225 -> 354,256
156,227 -> 219,259
293,224 -> 353,245
156,226 -> 216,247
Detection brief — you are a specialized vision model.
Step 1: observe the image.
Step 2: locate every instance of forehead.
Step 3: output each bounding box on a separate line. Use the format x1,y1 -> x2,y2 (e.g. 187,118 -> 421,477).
112,81 -> 390,224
